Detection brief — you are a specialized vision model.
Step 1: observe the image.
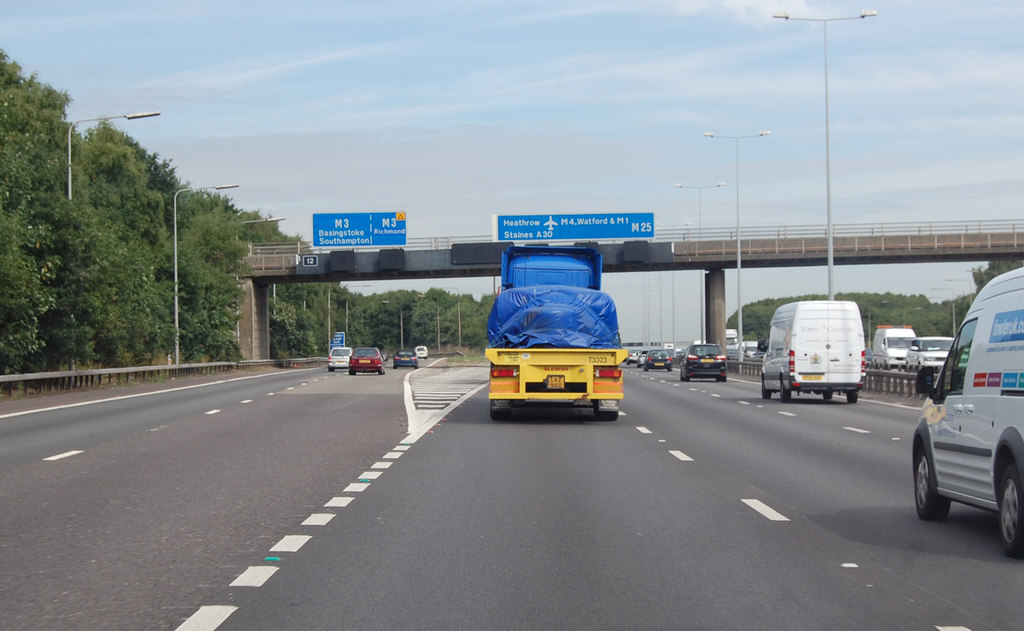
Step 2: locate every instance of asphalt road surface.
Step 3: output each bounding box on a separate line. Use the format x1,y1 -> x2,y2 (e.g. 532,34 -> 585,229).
2,364 -> 1022,630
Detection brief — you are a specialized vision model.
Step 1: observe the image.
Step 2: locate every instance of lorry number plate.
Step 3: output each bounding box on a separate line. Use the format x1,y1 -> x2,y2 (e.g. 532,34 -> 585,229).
546,375 -> 566,390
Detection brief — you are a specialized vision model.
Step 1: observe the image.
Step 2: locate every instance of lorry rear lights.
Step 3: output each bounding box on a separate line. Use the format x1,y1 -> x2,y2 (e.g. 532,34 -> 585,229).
596,368 -> 621,379
490,367 -> 516,378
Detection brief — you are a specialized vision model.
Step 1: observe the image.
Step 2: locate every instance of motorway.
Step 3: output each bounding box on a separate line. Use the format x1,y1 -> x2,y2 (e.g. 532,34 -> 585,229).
1,363 -> 1022,630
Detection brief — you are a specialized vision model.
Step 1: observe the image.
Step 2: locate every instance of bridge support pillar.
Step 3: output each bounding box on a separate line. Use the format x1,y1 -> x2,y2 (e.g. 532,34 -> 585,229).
706,269 -> 727,349
239,280 -> 271,360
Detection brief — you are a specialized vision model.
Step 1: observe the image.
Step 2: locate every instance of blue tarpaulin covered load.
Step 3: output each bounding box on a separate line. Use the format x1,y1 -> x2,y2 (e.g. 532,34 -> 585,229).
487,285 -> 620,349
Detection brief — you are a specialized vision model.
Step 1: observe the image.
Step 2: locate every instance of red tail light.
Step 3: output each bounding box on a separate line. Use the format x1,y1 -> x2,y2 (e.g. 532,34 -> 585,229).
715,355 -> 726,361
788,349 -> 796,374
688,354 -> 699,360
491,367 -> 515,378
860,349 -> 866,372
596,368 -> 621,378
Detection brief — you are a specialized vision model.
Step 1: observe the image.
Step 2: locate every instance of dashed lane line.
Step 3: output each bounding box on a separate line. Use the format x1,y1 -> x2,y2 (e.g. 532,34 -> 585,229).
742,499 -> 790,522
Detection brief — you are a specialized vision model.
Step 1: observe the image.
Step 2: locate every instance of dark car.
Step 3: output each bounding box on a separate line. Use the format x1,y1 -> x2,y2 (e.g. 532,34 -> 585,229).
643,349 -> 673,371
392,349 -> 418,369
680,343 -> 727,382
349,347 -> 385,375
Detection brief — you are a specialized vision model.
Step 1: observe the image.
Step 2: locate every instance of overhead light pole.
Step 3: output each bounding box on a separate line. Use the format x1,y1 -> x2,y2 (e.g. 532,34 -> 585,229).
774,9 -> 877,300
675,182 -> 726,342
66,111 -> 161,200
173,184 -> 239,364
703,131 -> 770,352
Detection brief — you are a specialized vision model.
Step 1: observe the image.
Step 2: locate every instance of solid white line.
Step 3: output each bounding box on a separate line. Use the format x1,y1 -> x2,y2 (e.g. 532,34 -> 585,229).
636,426 -> 652,434
843,426 -> 871,434
670,450 -> 694,462
325,497 -> 353,507
269,535 -> 311,553
302,513 -> 335,526
43,450 -> 83,461
174,605 -> 237,631
343,482 -> 369,493
229,566 -> 279,587
0,369 -> 318,420
742,499 -> 790,521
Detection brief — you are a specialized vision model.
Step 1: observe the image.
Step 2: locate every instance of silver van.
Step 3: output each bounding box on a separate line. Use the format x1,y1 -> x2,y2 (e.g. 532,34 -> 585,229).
914,266 -> 1024,557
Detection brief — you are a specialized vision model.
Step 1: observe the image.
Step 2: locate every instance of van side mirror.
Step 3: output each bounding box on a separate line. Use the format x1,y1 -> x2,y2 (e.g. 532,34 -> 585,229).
916,366 -> 936,396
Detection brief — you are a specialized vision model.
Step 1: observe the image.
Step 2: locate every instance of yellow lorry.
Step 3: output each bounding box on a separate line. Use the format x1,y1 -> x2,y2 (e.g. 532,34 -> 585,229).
485,246 -> 626,421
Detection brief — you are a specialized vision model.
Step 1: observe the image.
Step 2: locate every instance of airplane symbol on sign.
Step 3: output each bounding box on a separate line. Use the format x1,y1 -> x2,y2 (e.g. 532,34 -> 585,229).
544,216 -> 557,232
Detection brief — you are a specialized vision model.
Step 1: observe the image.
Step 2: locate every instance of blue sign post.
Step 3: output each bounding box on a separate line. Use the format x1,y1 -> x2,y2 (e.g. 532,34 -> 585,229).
492,213 -> 654,242
313,212 -> 407,247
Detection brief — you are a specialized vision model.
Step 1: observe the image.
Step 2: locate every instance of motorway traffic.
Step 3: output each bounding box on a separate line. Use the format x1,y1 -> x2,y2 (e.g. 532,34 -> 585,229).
1,364 -> 1021,630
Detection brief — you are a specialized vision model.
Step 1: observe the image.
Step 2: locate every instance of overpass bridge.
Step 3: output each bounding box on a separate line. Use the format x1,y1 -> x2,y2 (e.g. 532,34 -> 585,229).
238,219 -> 1024,359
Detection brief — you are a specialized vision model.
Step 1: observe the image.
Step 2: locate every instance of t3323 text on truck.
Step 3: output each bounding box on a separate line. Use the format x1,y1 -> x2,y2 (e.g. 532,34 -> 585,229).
486,246 -> 627,421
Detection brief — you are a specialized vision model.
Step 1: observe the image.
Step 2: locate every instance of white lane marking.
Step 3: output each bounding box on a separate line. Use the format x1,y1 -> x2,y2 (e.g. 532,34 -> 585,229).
841,563 -> 859,568
267,392 -> 275,396
344,482 -> 369,493
269,535 -> 311,552
382,451 -> 403,459
205,409 -> 220,415
302,513 -> 335,526
843,426 -> 871,434
670,450 -> 694,462
935,627 -> 973,631
672,383 -> 681,387
325,497 -> 353,507
43,450 -> 83,461
174,605 -> 237,630
240,399 -> 253,404
358,471 -> 382,480
738,400 -> 750,405
393,445 -> 410,451
286,387 -> 295,391
711,393 -> 721,398
0,368 -> 318,420
371,461 -> 393,469
742,499 -> 790,521
229,566 -> 279,587
778,411 -> 797,417
636,426 -> 652,434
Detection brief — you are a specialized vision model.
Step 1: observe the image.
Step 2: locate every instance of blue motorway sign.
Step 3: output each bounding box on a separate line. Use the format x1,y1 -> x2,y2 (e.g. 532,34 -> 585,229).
313,212 -> 407,247
493,213 -> 654,241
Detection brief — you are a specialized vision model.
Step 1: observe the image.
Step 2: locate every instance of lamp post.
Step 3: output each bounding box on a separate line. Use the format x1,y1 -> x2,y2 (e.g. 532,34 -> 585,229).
774,9 -> 877,300
675,182 -> 726,342
173,184 -> 239,364
67,111 -> 160,200
702,131 -> 770,351
930,287 -> 957,336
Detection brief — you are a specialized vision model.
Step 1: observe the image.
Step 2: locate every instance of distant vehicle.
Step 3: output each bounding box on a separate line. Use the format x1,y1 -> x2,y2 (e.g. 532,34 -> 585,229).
327,346 -> 352,372
392,349 -> 418,369
349,347 -> 385,375
904,337 -> 953,371
414,345 -> 429,359
761,300 -> 865,403
742,340 -> 761,359
872,325 -> 917,370
680,343 -> 726,382
636,350 -> 650,367
626,350 -> 640,365
643,349 -> 672,371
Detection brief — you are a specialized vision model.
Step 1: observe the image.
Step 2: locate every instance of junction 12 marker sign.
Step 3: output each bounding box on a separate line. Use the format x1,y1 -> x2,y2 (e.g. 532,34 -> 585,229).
313,212 -> 407,247
492,213 -> 654,241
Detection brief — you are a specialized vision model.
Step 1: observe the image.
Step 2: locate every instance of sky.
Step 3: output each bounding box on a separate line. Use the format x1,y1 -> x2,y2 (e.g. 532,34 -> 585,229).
3,0 -> 1023,345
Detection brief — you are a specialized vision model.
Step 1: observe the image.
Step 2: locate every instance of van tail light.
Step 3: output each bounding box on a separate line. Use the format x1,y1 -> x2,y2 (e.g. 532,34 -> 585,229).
860,349 -> 866,373
596,368 -> 622,379
491,367 -> 516,378
788,350 -> 796,374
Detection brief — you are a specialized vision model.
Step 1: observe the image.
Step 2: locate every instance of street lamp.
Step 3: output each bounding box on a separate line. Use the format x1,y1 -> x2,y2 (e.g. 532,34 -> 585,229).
67,111 -> 161,200
930,287 -> 957,336
703,131 -> 770,351
774,9 -> 877,300
172,184 -> 239,364
675,182 -> 726,342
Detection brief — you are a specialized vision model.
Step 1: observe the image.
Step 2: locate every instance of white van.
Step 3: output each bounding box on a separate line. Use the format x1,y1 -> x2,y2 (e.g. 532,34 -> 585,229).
760,300 -> 865,403
872,325 -> 917,369
913,266 -> 1024,557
